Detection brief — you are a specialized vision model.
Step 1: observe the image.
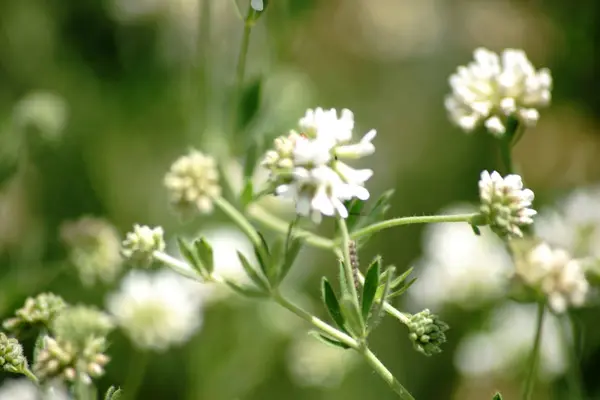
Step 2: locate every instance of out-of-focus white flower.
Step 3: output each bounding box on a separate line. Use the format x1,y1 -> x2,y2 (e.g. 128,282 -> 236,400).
410,204 -> 512,309
445,47 -> 552,136
262,108 -> 375,223
106,269 -> 204,351
479,170 -> 536,238
13,91 -> 68,141
164,149 -> 221,215
60,217 -> 123,286
121,224 -> 166,266
455,303 -> 567,380
515,242 -> 589,313
286,334 -> 359,389
536,185 -> 600,258
0,379 -> 70,400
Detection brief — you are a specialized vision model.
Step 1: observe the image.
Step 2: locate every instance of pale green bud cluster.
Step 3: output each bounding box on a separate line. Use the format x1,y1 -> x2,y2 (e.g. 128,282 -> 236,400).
51,305 -> 114,347
60,216 -> 123,286
3,293 -> 66,333
407,309 -> 449,357
121,224 -> 165,266
34,335 -> 109,384
0,332 -> 28,374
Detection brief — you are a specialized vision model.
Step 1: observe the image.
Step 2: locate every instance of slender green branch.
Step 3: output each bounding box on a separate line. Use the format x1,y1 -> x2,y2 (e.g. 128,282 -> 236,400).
123,351 -> 150,400
500,138 -> 514,175
21,367 -> 39,384
235,6 -> 254,94
348,213 -> 479,242
152,251 -> 203,282
564,314 -> 584,400
522,302 -> 545,400
337,217 -> 360,304
362,348 -> 415,400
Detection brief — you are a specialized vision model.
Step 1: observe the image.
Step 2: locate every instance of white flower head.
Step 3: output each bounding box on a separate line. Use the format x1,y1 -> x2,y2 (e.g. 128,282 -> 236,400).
0,379 -> 70,400
445,47 -> 552,136
479,170 -> 536,237
410,204 -> 512,309
164,149 -> 221,215
262,108 -> 375,223
516,242 -> 589,313
121,224 -> 166,266
106,269 -> 204,351
455,303 -> 567,381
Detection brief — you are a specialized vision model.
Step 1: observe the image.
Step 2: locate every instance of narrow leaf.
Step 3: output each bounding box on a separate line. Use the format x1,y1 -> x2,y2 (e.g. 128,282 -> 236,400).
243,139 -> 260,180
308,331 -> 350,350
278,236 -> 302,285
492,393 -> 503,400
361,257 -> 381,320
237,78 -> 262,132
387,278 -> 417,299
340,295 -> 364,338
368,266 -> 395,332
193,238 -> 214,274
176,237 -> 203,274
345,199 -> 366,231
337,259 -> 350,298
266,238 -> 284,285
224,280 -> 268,299
321,278 -> 346,332
390,267 -> 414,290
254,231 -> 270,277
240,180 -> 254,208
237,251 -> 270,291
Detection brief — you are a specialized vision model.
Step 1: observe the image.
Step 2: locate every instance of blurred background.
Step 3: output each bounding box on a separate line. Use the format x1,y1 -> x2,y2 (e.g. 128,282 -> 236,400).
1,0 -> 600,399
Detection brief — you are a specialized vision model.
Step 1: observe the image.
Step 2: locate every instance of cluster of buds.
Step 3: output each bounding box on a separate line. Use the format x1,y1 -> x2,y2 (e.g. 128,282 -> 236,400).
51,305 -> 114,347
261,108 -> 376,223
163,150 -> 221,215
60,216 -> 123,286
3,293 -> 66,333
407,310 -> 449,357
34,335 -> 109,384
121,224 -> 166,266
0,332 -> 28,374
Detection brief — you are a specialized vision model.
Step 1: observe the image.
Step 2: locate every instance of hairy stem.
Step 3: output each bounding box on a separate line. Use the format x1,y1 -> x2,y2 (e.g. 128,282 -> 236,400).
21,367 -> 39,385
152,251 -> 203,282
337,217 -> 361,304
522,302 -> 545,400
362,348 -> 415,400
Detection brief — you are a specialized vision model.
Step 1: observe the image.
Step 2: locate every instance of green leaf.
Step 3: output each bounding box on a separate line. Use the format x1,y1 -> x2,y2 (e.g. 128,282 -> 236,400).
387,278 -> 417,299
492,393 -> 503,400
240,180 -> 254,208
389,267 -> 414,290
321,278 -> 346,332
361,257 -> 381,320
224,280 -> 269,299
345,199 -> 366,232
193,238 -> 214,275
277,223 -> 303,285
176,237 -> 202,274
243,138 -> 261,180
308,331 -> 350,350
368,266 -> 395,332
104,387 -> 123,400
254,231 -> 270,277
355,190 -> 395,248
339,295 -> 364,338
237,78 -> 262,132
237,251 -> 270,291
266,238 -> 284,285
337,259 -> 351,298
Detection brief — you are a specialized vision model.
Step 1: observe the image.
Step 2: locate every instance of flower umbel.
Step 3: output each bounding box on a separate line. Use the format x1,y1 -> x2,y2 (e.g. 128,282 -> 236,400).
407,309 -> 449,356
3,293 -> 67,334
445,47 -> 552,136
262,108 -> 375,223
164,149 -> 221,215
121,224 -> 165,266
0,333 -> 28,374
479,170 -> 536,237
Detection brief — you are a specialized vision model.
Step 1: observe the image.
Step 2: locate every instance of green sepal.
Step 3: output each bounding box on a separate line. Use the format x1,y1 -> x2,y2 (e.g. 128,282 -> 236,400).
339,295 -> 365,338
193,237 -> 214,275
321,278 -> 346,332
308,331 -> 350,350
236,251 -> 270,291
361,256 -> 381,320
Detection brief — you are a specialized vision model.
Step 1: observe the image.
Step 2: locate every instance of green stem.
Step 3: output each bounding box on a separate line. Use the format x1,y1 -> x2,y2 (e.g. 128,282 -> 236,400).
348,213 -> 478,242
152,251 -> 203,282
336,217 -> 360,304
362,348 -> 415,400
500,137 -> 514,175
21,367 -> 39,384
213,196 -> 270,263
123,351 -> 149,400
522,302 -> 545,400
247,205 -> 335,250
563,314 -> 584,400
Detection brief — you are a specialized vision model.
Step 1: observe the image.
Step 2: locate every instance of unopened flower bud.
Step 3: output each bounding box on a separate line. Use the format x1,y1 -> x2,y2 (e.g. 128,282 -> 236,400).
51,306 -> 114,347
3,293 -> 66,333
407,309 -> 449,357
0,332 -> 28,374
121,224 -> 165,266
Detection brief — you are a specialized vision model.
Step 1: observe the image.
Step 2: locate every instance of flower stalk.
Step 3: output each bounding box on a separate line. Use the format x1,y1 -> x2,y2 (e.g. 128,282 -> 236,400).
522,302 -> 545,400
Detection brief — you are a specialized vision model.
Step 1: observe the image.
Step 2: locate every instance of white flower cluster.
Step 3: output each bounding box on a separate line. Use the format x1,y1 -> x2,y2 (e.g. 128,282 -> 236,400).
410,205 -> 512,309
455,303 -> 566,381
479,170 -> 536,237
121,224 -> 166,266
515,242 -> 589,313
106,269 -> 204,351
445,47 -> 552,136
262,108 -> 376,223
0,379 -> 70,400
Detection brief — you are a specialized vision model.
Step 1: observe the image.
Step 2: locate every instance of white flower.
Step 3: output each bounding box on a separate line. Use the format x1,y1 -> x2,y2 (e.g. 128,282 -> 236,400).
455,303 -> 566,380
13,92 -> 68,141
106,269 -> 204,351
121,224 -> 166,266
409,204 -> 512,309
262,108 -> 375,222
164,149 -> 221,215
251,0 -> 264,11
0,379 -> 70,400
445,47 -> 552,136
536,185 -> 600,258
286,334 -> 359,389
516,242 -> 589,313
479,170 -> 536,237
